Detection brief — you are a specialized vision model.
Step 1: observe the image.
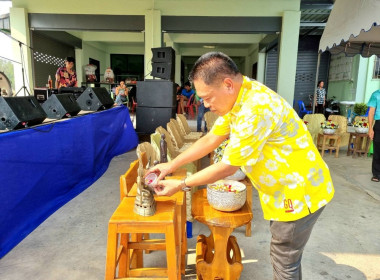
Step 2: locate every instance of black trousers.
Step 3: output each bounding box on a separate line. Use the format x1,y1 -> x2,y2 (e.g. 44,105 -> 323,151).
372,120 -> 380,177
315,104 -> 324,114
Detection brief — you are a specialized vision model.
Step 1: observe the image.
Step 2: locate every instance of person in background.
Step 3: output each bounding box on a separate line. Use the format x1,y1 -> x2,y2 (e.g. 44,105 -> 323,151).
114,80 -> 129,106
315,80 -> 326,114
367,88 -> 380,182
147,52 -> 334,279
175,83 -> 182,113
180,81 -> 195,115
196,92 -> 210,132
55,56 -> 77,89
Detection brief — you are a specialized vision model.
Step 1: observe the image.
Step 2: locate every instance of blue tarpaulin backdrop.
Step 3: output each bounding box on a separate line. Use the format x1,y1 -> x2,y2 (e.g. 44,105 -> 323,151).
0,106 -> 138,258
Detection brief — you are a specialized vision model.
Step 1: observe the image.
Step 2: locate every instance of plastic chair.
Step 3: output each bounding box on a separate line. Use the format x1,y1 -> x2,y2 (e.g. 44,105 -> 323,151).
131,97 -> 137,114
298,100 -> 312,118
184,94 -> 198,119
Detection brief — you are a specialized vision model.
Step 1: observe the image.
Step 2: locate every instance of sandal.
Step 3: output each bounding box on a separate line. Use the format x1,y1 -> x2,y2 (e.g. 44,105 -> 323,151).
371,176 -> 379,182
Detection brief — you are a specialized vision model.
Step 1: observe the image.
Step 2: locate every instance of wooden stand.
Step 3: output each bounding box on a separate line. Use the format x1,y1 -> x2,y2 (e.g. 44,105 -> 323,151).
192,189 -> 253,280
317,133 -> 341,157
105,197 -> 180,280
347,132 -> 371,158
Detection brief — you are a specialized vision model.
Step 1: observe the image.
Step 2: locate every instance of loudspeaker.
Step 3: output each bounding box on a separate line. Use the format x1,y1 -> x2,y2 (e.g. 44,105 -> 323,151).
137,80 -> 176,107
76,87 -> 114,111
151,47 -> 175,63
136,106 -> 176,134
42,93 -> 81,119
0,96 -> 47,130
151,62 -> 175,81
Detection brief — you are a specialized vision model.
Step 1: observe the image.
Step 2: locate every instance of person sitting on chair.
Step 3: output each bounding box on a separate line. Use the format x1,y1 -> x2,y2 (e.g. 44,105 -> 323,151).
114,80 -> 129,106
180,81 -> 194,114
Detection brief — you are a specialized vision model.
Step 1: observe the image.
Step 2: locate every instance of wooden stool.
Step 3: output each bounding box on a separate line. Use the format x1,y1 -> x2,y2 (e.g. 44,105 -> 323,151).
128,182 -> 187,275
192,189 -> 253,280
347,132 -> 371,158
105,197 -> 180,280
317,133 -> 341,157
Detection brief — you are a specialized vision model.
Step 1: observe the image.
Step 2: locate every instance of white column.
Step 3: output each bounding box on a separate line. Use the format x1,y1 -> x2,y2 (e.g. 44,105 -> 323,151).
75,48 -> 83,85
144,9 -> 161,79
277,10 -> 301,105
257,52 -> 266,83
10,7 -> 33,96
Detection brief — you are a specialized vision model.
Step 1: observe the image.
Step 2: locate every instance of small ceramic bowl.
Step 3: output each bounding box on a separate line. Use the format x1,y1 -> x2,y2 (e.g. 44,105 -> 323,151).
207,180 -> 247,212
145,173 -> 158,188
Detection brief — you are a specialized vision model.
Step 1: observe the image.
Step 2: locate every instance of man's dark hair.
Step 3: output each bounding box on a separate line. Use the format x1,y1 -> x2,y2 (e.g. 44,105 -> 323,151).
184,81 -> 191,87
65,56 -> 75,63
189,52 -> 240,85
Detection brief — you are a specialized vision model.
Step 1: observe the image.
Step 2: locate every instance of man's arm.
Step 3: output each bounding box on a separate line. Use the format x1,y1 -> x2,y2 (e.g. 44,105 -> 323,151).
369,107 -> 375,140
148,132 -> 228,180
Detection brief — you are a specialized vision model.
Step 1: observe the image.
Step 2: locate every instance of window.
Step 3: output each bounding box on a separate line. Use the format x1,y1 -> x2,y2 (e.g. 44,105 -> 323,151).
373,56 -> 380,79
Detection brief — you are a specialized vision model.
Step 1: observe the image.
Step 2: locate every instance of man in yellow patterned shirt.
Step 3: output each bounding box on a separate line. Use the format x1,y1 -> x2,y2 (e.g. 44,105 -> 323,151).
148,52 -> 334,279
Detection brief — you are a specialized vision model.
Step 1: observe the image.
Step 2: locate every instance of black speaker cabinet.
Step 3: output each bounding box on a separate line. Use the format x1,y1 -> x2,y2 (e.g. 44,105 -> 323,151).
136,106 -> 176,134
151,62 -> 175,81
42,93 -> 81,119
137,80 -> 176,107
151,47 -> 175,63
0,96 -> 47,130
76,87 -> 114,111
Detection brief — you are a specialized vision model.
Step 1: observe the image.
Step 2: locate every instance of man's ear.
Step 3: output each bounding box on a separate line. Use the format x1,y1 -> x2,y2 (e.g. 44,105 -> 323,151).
223,78 -> 234,93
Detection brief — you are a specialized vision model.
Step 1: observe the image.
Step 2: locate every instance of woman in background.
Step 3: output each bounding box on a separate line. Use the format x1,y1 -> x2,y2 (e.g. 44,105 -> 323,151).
315,80 -> 326,114
114,80 -> 129,106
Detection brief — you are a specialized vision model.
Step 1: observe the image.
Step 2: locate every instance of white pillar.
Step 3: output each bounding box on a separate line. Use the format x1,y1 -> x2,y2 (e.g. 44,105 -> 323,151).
144,10 -> 161,79
10,7 -> 33,96
257,52 -> 266,83
277,10 -> 300,105
75,48 -> 83,85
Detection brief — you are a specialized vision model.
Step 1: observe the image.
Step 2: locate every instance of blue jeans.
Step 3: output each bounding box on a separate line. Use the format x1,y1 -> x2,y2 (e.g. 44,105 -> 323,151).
197,103 -> 210,132
115,94 -> 128,105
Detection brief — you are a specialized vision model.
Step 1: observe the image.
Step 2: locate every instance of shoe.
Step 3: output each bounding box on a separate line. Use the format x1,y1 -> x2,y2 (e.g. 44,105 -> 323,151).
371,176 -> 379,182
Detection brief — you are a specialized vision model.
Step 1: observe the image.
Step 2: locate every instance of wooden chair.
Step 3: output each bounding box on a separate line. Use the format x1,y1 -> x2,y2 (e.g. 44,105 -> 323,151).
176,114 -> 203,138
156,126 -> 189,156
166,121 -> 194,151
119,159 -> 139,202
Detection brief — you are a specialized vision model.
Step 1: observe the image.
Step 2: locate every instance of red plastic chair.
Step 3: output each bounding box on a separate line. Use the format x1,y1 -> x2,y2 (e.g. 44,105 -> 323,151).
184,94 -> 198,119
131,97 -> 137,114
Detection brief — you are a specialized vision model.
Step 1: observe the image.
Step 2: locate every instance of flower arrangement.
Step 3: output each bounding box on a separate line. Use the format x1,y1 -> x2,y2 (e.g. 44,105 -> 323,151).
353,118 -> 369,128
321,120 -> 339,129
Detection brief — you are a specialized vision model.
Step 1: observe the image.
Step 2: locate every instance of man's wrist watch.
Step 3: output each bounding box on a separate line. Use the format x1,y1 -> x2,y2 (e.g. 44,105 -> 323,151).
180,178 -> 191,192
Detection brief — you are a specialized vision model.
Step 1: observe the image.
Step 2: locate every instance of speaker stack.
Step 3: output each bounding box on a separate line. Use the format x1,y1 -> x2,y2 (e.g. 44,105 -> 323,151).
0,96 -> 47,130
76,87 -> 114,111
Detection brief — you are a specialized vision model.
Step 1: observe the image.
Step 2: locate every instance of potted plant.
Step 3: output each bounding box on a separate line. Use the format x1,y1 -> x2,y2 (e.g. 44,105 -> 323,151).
321,120 -> 339,134
353,103 -> 368,116
353,118 -> 369,134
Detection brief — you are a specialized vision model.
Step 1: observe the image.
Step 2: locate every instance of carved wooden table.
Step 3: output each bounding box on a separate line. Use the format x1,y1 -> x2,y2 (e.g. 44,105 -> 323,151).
192,189 -> 253,280
317,133 -> 341,157
347,132 -> 371,158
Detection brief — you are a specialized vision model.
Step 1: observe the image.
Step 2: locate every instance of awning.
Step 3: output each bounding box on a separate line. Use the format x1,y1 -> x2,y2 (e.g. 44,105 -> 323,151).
319,0 -> 380,57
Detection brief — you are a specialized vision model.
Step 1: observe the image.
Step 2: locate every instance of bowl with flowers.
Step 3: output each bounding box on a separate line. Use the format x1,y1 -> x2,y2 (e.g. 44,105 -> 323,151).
321,120 -> 339,134
353,118 -> 369,134
207,180 -> 247,211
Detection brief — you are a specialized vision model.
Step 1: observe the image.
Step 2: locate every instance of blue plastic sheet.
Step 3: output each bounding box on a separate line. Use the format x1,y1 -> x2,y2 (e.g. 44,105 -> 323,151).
0,106 -> 138,258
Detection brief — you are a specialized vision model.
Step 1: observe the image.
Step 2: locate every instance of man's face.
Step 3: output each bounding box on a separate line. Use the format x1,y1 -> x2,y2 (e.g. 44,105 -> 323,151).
194,79 -> 234,116
184,85 -> 191,91
65,61 -> 74,70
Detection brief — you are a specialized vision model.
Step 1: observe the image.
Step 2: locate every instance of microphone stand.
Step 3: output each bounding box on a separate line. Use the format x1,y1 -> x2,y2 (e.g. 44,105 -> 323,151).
0,31 -> 33,96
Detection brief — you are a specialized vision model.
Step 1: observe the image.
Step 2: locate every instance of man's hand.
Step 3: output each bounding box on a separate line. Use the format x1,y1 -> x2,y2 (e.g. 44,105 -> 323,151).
369,128 -> 374,140
145,162 -> 176,181
153,179 -> 181,196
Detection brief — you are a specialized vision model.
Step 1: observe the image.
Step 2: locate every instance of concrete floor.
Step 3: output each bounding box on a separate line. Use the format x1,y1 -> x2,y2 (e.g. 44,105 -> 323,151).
1,121 -> 380,280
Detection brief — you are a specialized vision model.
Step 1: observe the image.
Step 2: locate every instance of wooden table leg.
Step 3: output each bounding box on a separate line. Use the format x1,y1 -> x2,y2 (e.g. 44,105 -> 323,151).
335,137 -> 341,158
245,183 -> 252,237
197,226 -> 243,280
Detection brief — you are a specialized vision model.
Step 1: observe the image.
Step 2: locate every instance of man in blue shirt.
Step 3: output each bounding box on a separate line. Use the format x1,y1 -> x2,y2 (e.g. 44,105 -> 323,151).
367,89 -> 380,182
179,81 -> 194,114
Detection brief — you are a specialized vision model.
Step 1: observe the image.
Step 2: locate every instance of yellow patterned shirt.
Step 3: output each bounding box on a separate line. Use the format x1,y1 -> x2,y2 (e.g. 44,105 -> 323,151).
211,76 -> 334,221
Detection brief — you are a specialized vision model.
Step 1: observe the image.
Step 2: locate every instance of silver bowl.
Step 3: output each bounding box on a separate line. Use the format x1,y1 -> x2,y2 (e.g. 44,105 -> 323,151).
207,180 -> 247,212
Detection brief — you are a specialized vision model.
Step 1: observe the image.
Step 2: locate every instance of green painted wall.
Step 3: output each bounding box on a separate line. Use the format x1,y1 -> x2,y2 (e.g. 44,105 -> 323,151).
82,42 -> 108,82
364,56 -> 380,102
